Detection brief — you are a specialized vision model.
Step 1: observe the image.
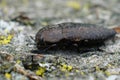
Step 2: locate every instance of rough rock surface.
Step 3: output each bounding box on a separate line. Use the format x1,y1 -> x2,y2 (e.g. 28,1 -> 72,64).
0,0 -> 120,80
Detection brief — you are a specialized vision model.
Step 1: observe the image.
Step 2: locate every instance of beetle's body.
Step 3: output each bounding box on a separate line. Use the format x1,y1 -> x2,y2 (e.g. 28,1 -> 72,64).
35,22 -> 116,51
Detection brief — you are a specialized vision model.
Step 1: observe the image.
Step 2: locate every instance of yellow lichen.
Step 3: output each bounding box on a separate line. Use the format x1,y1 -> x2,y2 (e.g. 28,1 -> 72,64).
41,22 -> 48,26
104,71 -> 111,76
16,60 -> 21,64
35,67 -> 46,77
60,64 -> 73,72
80,71 -> 85,75
62,64 -> 67,69
5,73 -> 11,80
67,65 -> 73,71
75,69 -> 79,73
0,34 -> 13,45
107,64 -> 114,68
60,64 -> 67,71
66,1 -> 81,10
95,66 -> 101,72
83,3 -> 90,11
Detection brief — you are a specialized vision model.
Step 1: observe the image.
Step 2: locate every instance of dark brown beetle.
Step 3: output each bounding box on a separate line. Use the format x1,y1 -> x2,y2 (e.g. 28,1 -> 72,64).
35,22 -> 118,51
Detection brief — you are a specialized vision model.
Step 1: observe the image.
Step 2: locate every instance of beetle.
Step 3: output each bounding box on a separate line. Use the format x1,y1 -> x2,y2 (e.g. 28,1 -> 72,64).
35,22 -> 117,52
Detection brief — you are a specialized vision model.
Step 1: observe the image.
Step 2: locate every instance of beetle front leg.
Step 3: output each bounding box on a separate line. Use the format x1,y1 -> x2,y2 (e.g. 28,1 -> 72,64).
43,44 -> 57,51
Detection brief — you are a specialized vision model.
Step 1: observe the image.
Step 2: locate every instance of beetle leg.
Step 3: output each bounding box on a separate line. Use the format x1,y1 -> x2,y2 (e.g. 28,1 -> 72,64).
97,48 -> 104,52
78,46 -> 104,53
43,44 -> 57,51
